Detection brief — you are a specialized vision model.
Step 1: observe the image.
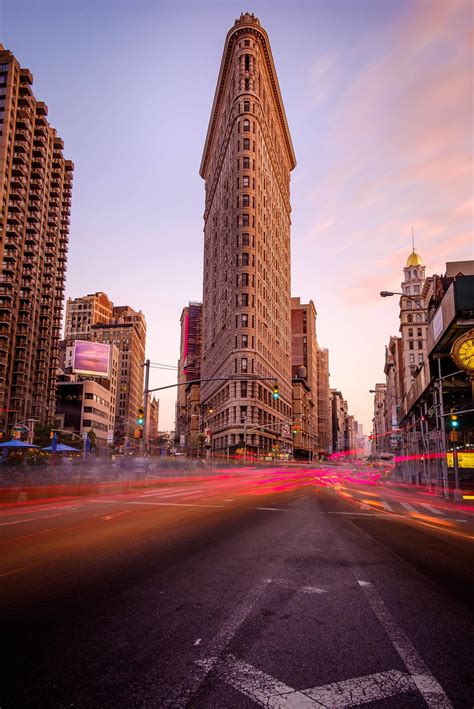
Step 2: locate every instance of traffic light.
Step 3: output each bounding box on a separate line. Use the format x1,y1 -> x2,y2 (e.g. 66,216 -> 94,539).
50,430 -> 54,439
272,383 -> 279,400
450,412 -> 459,429
136,407 -> 145,426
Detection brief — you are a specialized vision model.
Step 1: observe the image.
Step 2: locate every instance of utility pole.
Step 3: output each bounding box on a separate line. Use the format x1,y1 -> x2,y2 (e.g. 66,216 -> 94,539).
436,358 -> 449,498
141,359 -> 150,453
243,412 -> 248,461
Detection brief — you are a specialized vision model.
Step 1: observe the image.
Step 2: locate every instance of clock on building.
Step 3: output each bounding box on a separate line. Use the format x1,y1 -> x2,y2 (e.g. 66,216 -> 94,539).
451,329 -> 474,373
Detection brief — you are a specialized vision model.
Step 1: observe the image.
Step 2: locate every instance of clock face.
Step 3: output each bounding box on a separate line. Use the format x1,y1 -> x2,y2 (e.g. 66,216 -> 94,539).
455,337 -> 474,371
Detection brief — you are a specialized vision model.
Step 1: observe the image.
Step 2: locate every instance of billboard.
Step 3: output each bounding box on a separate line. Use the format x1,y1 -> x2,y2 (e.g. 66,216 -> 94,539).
72,340 -> 110,378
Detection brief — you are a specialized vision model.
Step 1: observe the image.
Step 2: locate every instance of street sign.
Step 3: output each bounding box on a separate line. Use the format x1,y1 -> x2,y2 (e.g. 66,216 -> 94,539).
281,423 -> 290,438
107,431 -> 114,443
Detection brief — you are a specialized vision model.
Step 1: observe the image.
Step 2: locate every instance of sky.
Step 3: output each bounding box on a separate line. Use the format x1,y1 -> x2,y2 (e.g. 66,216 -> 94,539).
1,0 -> 472,433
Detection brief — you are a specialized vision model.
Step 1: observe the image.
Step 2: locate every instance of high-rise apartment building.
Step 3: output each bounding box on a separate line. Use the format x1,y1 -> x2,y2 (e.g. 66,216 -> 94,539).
317,347 -> 331,455
0,45 -> 73,434
64,292 -> 113,340
175,302 -> 202,453
66,293 -> 146,444
199,13 -> 296,456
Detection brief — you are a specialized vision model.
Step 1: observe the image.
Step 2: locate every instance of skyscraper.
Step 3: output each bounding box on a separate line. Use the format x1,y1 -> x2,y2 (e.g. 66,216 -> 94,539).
199,13 -> 296,456
0,45 -> 74,434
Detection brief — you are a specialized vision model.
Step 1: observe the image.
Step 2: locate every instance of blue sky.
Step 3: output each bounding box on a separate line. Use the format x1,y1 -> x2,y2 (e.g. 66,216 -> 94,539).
2,0 -> 472,432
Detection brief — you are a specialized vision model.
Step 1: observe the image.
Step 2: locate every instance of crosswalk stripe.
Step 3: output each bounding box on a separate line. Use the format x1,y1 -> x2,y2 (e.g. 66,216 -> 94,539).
400,502 -> 417,513
382,500 -> 394,512
419,503 -> 444,515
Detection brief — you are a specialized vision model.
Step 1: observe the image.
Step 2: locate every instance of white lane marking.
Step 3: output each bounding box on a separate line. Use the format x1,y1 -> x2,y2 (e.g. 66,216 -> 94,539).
264,578 -> 327,594
197,654 -> 314,707
454,519 -> 467,523
382,500 -> 394,512
255,507 -> 289,512
203,654 -> 417,708
304,668 -> 417,707
420,504 -> 444,515
357,580 -> 371,587
194,638 -> 201,646
0,512 -> 73,526
140,487 -> 197,497
353,569 -> 452,708
224,499 -> 234,502
359,503 -> 372,510
400,502 -> 417,513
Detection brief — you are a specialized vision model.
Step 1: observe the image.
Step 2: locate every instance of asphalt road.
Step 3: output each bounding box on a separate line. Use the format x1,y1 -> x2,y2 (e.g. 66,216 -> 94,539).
1,465 -> 473,708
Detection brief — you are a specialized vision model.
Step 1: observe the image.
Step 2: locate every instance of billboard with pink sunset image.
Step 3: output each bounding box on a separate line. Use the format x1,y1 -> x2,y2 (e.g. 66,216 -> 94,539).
72,340 -> 110,378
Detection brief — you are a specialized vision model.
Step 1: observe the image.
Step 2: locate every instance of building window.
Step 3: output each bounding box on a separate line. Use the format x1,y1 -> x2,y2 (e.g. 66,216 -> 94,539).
409,340 -> 414,350
243,138 -> 250,150
244,79 -> 250,90
242,293 -> 249,306
242,313 -> 248,327
242,176 -> 250,188
241,381 -> 247,397
241,273 -> 249,286
417,328 -> 422,337
242,335 -> 248,348
245,54 -> 250,71
408,328 -> 413,337
243,157 -> 250,169
241,253 -> 249,266
407,314 -> 413,323
409,354 -> 415,363
242,214 -> 249,226
241,357 -> 248,372
418,340 -> 423,349
242,233 -> 249,246
418,354 -> 423,364
244,100 -> 250,112
242,194 -> 250,207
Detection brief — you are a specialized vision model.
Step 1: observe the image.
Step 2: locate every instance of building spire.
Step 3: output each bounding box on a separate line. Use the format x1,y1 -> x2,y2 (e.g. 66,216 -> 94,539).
411,226 -> 415,252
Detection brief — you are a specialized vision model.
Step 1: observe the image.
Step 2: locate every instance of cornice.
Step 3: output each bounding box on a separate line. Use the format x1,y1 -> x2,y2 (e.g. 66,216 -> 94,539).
200,20 -> 296,179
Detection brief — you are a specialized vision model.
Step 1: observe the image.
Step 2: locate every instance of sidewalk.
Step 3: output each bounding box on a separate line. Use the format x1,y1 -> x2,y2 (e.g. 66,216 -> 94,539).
384,478 -> 474,513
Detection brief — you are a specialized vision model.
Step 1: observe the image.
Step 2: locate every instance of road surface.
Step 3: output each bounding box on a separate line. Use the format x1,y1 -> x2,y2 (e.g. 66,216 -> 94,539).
1,464 -> 473,707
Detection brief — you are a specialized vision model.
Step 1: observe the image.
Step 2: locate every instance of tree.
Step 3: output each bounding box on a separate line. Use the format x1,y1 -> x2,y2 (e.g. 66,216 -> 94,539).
196,432 -> 207,457
87,429 -> 97,450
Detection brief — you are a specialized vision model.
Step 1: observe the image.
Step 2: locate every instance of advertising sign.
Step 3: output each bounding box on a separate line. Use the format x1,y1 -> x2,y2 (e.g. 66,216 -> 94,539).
446,451 -> 474,469
73,340 -> 110,378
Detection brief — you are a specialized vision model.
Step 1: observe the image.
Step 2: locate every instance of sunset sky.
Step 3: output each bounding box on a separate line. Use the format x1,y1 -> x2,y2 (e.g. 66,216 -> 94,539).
1,0 -> 472,433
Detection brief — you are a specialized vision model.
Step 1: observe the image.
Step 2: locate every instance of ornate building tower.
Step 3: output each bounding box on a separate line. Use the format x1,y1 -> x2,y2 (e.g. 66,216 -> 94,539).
399,250 -> 428,395
199,13 -> 296,456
